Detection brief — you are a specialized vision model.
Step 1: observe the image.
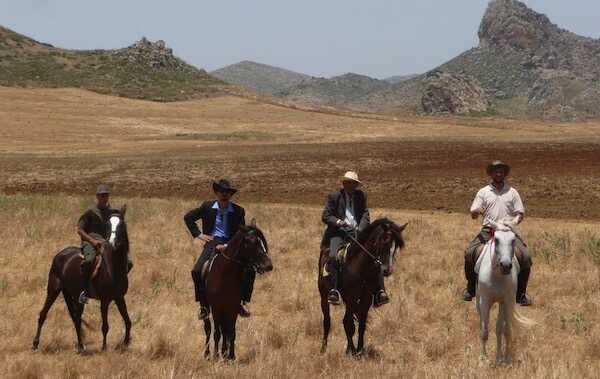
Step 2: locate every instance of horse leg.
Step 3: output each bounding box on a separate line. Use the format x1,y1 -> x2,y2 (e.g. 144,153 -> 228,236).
356,305 -> 369,356
320,294 -> 331,354
343,307 -> 356,355
225,316 -> 237,361
503,303 -> 514,365
63,291 -> 86,353
495,303 -> 506,364
32,277 -> 61,351
213,317 -> 222,359
476,296 -> 491,360
100,299 -> 111,351
203,319 -> 212,358
114,297 -> 132,349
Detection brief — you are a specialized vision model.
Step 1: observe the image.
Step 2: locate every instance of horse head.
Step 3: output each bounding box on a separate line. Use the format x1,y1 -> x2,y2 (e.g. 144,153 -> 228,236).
358,218 -> 407,276
491,216 -> 518,275
238,220 -> 272,274
107,204 -> 129,253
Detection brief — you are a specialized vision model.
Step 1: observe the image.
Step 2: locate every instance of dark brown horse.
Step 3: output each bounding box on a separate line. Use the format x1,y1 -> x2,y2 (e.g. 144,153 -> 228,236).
318,218 -> 406,355
202,222 -> 272,360
32,205 -> 131,353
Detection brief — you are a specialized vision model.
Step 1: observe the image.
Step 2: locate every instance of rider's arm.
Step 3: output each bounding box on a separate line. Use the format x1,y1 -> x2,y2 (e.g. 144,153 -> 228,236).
77,212 -> 101,247
469,190 -> 485,220
322,192 -> 343,227
512,190 -> 525,224
184,203 -> 207,238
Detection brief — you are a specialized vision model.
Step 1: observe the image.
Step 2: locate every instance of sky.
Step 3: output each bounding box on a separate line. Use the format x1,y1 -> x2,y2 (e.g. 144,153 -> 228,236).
1,0 -> 599,79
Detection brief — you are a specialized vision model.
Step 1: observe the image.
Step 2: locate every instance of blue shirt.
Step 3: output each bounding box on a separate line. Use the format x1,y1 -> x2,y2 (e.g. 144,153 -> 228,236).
212,201 -> 234,241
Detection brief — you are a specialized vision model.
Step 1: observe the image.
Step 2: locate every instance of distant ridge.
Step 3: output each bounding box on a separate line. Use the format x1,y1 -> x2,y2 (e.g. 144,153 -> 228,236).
276,72 -> 391,107
211,61 -> 310,95
0,25 -> 231,101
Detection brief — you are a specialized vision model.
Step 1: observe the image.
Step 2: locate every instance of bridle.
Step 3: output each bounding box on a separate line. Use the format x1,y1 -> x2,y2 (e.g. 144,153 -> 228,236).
220,229 -> 268,271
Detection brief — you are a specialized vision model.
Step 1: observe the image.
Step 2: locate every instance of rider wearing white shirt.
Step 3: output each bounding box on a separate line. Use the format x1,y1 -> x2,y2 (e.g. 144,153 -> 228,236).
463,161 -> 533,306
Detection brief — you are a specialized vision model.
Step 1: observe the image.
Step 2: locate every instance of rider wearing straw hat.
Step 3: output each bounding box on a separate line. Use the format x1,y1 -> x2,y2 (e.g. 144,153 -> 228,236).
321,171 -> 390,307
463,161 -> 533,306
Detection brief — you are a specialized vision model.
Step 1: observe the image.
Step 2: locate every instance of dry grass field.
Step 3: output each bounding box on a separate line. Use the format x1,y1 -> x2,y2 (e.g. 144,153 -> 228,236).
1,194 -> 600,378
1,87 -> 600,378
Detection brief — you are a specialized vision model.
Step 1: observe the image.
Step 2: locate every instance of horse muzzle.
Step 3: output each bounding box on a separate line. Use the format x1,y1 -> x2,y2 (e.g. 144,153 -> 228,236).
257,257 -> 273,274
500,262 -> 512,275
383,265 -> 393,277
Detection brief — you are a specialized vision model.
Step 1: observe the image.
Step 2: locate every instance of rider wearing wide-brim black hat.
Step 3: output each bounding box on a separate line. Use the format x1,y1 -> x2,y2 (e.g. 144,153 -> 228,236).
184,179 -> 254,321
463,160 -> 533,306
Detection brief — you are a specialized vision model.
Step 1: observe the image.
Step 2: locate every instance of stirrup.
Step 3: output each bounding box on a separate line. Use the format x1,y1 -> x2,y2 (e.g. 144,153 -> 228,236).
198,306 -> 210,321
78,291 -> 89,305
373,290 -> 390,308
328,289 -> 341,305
239,302 -> 251,318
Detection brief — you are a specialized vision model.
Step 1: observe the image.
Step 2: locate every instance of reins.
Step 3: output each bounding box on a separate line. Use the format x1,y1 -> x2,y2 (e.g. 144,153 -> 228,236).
343,229 -> 383,266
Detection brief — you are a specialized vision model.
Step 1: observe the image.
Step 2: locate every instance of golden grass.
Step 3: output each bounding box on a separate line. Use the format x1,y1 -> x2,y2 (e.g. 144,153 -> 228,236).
2,193 -> 600,378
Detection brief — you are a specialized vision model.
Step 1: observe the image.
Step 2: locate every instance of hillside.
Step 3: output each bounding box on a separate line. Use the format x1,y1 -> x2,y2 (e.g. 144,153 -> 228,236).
355,0 -> 600,119
0,26 -> 230,101
276,73 -> 391,107
211,60 -> 311,95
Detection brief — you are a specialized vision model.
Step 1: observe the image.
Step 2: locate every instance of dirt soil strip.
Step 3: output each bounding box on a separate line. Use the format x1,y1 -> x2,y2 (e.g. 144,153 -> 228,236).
2,141 -> 599,220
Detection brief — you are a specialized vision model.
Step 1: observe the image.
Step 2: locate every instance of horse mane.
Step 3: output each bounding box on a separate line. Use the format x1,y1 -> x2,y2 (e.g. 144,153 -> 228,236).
357,217 -> 405,249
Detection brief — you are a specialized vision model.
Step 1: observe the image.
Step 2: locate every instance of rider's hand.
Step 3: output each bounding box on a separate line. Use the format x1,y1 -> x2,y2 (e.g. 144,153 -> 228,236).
336,219 -> 348,227
215,244 -> 227,253
198,234 -> 214,242
92,239 -> 103,250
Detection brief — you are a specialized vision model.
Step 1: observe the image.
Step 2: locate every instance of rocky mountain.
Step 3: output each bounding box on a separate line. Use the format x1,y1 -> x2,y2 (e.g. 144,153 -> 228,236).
355,0 -> 600,119
276,72 -> 392,107
0,26 -> 230,101
211,61 -> 311,95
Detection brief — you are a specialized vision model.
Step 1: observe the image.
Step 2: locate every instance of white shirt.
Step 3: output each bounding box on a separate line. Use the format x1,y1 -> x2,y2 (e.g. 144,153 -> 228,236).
344,193 -> 357,228
470,183 -> 525,227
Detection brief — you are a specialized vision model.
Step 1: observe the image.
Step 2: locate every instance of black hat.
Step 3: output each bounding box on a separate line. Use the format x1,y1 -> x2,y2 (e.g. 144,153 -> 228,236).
96,184 -> 111,195
486,160 -> 511,175
212,179 -> 237,194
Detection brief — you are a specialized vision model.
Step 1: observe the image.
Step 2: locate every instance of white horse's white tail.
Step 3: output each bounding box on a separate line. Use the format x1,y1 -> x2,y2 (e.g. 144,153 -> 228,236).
511,302 -> 537,328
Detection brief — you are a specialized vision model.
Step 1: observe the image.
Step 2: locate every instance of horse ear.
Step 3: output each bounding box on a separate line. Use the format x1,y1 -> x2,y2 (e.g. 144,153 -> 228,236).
250,218 -> 257,228
399,222 -> 408,231
120,204 -> 127,217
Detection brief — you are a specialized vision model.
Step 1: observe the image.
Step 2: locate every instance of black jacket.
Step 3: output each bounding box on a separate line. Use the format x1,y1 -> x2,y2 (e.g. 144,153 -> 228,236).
184,201 -> 246,240
321,189 -> 370,244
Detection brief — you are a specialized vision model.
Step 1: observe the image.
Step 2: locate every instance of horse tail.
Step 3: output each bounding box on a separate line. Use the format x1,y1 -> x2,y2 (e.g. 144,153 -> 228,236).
511,305 -> 536,329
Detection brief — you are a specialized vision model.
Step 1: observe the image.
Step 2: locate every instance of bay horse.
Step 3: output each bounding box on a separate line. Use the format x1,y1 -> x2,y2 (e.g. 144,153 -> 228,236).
475,217 -> 535,364
202,222 -> 272,360
318,218 -> 407,356
32,205 -> 132,353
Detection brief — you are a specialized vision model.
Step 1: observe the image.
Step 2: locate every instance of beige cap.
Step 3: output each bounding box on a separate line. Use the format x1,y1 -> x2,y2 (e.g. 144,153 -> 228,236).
341,171 -> 361,184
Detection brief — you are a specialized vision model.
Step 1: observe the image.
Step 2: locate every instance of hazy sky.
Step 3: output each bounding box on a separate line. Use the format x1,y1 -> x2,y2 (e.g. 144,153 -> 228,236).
2,1 -> 599,78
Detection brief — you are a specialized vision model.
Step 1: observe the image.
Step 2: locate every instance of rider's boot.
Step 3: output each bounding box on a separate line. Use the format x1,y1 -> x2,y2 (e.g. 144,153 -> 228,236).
239,301 -> 251,318
327,260 -> 342,305
79,261 -> 93,304
516,267 -> 532,306
463,258 -> 477,301
373,267 -> 390,307
197,292 -> 210,321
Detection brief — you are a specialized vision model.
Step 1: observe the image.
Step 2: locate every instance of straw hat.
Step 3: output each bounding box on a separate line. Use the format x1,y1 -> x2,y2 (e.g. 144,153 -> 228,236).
341,171 -> 361,184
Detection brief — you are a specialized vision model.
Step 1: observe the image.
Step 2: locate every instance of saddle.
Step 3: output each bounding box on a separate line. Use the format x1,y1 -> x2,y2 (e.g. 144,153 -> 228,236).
321,243 -> 351,277
201,254 -> 219,283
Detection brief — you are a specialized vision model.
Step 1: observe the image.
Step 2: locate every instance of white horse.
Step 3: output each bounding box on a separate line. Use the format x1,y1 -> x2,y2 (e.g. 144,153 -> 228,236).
475,217 -> 535,364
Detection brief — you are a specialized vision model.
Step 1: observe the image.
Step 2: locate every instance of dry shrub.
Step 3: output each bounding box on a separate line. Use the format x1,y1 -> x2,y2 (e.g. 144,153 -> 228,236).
145,332 -> 177,360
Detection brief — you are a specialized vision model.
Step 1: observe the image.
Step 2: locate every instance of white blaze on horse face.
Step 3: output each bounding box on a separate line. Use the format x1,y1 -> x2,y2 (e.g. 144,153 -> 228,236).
109,216 -> 120,246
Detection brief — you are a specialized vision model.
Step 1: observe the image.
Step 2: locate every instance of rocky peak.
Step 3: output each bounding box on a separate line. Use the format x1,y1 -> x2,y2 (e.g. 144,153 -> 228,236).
118,37 -> 183,69
478,0 -> 557,50
421,71 -> 489,115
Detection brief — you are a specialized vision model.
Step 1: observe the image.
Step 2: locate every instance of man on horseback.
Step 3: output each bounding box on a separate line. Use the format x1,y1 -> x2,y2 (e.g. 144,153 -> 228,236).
78,184 -> 129,304
463,161 -> 533,306
321,171 -> 389,307
185,179 -> 252,321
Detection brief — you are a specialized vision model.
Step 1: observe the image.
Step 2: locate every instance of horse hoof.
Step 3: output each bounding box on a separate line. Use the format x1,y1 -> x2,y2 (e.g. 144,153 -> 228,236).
76,345 -> 86,354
